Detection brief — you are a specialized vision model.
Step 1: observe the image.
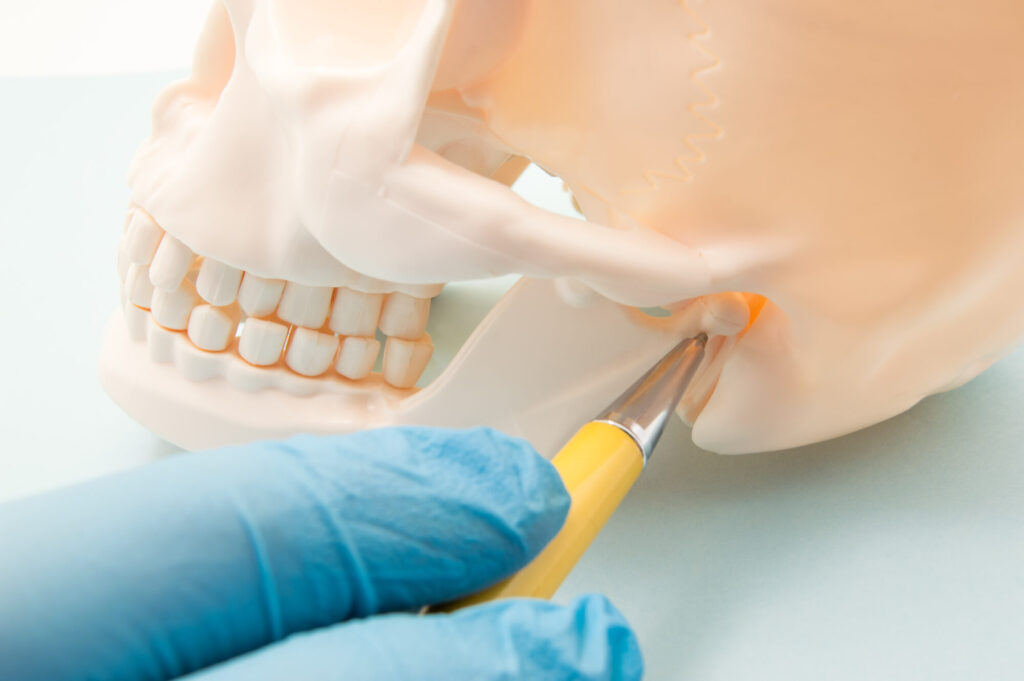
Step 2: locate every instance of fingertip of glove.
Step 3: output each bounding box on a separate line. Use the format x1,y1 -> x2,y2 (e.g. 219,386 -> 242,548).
557,594 -> 644,681
458,427 -> 571,554
572,594 -> 645,681
452,594 -> 644,681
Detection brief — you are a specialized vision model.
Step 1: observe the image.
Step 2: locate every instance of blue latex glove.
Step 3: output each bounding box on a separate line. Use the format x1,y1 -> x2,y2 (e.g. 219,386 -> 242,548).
0,427 -> 642,680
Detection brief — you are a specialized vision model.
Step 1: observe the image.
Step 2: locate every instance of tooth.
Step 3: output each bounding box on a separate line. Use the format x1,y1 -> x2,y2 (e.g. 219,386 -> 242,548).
125,212 -> 164,265
378,293 -> 430,340
196,258 -> 243,306
237,273 -> 285,317
150,281 -> 200,331
237,318 -> 288,366
123,300 -> 149,341
284,327 -> 339,377
335,336 -> 381,380
149,235 -> 195,291
125,264 -> 154,309
382,334 -> 433,389
277,283 -> 333,329
178,341 -> 223,382
328,288 -> 384,337
147,317 -> 177,364
187,304 -> 236,352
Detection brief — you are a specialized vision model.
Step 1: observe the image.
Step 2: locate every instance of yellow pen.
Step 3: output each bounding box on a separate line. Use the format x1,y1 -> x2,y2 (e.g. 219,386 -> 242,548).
435,332 -> 709,610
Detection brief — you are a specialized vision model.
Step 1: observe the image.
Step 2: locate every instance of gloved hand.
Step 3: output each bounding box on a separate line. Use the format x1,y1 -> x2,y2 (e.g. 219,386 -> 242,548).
0,427 -> 642,680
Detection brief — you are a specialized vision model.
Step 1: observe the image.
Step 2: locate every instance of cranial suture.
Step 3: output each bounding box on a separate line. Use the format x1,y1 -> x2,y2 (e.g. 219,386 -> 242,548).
100,0 -> 1024,455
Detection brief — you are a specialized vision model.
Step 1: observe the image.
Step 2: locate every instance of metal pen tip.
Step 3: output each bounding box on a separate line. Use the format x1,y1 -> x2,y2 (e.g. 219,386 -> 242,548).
594,333 -> 709,462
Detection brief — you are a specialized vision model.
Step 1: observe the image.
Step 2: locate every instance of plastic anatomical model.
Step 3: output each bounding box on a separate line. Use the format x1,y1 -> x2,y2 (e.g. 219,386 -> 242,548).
100,0 -> 1024,456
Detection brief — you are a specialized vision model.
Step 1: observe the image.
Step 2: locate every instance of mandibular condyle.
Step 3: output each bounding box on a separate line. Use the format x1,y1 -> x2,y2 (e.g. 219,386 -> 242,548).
101,0 -> 1024,455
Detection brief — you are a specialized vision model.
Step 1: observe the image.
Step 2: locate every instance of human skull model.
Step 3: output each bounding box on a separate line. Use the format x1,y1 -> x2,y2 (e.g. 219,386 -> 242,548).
100,0 -> 1024,456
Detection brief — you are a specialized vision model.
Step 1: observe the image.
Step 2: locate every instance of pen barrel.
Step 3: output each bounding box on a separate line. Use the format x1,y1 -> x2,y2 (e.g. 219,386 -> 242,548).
438,421 -> 643,609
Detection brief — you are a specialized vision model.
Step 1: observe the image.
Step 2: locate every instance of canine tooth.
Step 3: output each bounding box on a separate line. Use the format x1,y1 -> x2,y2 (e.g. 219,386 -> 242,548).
125,212 -> 164,265
196,259 -> 243,306
149,235 -> 195,291
382,335 -> 433,389
237,318 -> 288,366
378,293 -> 430,340
187,305 -> 235,352
150,282 -> 200,331
335,336 -> 381,380
237,273 -> 285,317
125,265 -> 154,309
277,283 -> 333,329
328,288 -> 383,337
285,327 -> 339,377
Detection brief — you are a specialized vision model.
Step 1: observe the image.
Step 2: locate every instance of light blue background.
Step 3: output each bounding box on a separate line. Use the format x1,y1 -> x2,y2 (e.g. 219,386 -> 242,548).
0,74 -> 1021,680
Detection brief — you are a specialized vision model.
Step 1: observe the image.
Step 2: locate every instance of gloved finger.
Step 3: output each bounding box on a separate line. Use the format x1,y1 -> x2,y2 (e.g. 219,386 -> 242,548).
0,427 -> 569,681
184,594 -> 643,681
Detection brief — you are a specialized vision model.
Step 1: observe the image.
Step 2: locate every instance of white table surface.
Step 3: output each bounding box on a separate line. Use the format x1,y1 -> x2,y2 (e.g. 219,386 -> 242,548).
1,72 -> 1022,681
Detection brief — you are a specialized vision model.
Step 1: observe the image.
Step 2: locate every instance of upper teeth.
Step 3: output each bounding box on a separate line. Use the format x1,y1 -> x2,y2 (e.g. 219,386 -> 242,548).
119,209 -> 438,390
196,259 -> 244,307
329,288 -> 384,337
277,283 -> 334,329
237,274 -> 286,317
149,234 -> 196,291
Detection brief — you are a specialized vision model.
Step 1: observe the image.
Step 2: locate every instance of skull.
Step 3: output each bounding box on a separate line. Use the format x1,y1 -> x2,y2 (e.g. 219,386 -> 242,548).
101,0 -> 1024,455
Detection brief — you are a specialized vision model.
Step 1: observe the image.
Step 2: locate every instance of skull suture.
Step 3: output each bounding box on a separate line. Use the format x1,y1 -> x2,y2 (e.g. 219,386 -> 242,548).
100,0 -> 1024,455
